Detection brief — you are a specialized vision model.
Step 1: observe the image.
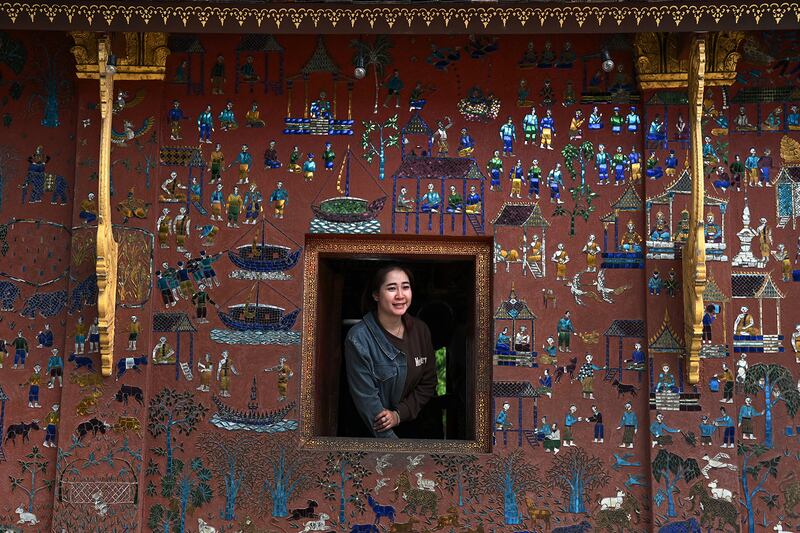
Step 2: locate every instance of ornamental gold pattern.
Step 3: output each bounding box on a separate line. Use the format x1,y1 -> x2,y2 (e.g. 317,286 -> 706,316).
96,35 -> 119,377
683,36 -> 708,386
299,235 -> 493,454
2,3 -> 799,32
634,31 -> 744,89
69,31 -> 169,80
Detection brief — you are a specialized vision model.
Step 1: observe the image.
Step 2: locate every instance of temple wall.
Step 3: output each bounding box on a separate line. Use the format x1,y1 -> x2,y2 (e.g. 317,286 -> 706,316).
0,29 -> 797,533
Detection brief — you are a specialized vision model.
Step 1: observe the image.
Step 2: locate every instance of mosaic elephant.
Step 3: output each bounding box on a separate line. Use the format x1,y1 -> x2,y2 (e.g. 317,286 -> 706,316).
21,171 -> 69,205
0,280 -> 20,310
20,290 -> 67,318
69,273 -> 97,313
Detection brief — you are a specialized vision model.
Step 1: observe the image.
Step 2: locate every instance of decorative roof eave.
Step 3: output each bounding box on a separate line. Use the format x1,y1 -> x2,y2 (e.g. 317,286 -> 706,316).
604,319 -> 646,338
611,183 -> 643,212
0,2 -> 796,34
754,273 -> 786,300
523,203 -> 551,229
648,310 -> 685,353
703,276 -> 729,303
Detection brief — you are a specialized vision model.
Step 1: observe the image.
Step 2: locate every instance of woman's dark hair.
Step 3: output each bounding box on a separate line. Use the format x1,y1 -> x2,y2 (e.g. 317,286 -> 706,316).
360,263 -> 415,316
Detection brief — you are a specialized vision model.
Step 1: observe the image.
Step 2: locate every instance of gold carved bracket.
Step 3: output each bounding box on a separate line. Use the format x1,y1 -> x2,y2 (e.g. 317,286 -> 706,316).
70,31 -> 170,80
634,31 -> 743,89
682,35 -> 708,385
97,35 -> 119,377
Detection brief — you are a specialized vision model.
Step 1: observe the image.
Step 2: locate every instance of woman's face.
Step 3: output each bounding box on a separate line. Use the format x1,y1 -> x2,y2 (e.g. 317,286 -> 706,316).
374,269 -> 412,318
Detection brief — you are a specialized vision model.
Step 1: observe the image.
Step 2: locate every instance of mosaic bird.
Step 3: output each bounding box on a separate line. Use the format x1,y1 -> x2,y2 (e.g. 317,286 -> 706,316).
406,454 -> 424,470
375,453 -> 392,476
111,117 -> 155,146
624,474 -> 646,489
611,452 -> 641,470
593,269 -> 630,304
373,477 -> 390,494
113,89 -> 146,114
566,270 -> 597,306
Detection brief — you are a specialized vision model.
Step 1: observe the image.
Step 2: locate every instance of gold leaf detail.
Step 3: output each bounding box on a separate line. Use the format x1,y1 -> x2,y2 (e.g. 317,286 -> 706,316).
231,7 -> 247,27
216,8 -> 228,27
80,5 -> 95,25
402,8 -> 415,28
751,5 -> 766,23
383,9 -> 398,29
573,7 -> 588,28
307,8 -> 321,28
289,9 -> 304,29
327,8 -> 343,28
441,7 -> 454,27
274,9 -> 289,29
420,8 -> 436,27
517,7 -> 531,27
196,8 -> 211,28
771,5 -> 786,24
63,5 -> 77,23
554,8 -> 568,28
498,8 -> 510,28
709,5 -> 726,23
669,6 -> 685,26
592,7 -> 604,26
5,4 -> 21,23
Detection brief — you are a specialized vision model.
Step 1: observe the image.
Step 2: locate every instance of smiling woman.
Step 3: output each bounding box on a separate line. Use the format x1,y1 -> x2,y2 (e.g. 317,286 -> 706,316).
300,234 -> 493,452
345,264 -> 437,438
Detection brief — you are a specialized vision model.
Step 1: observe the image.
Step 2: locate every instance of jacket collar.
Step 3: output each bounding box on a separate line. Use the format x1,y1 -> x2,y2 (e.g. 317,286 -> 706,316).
363,312 -> 403,361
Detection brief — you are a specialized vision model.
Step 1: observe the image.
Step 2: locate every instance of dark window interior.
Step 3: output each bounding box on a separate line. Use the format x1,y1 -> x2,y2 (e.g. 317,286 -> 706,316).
314,257 -> 475,441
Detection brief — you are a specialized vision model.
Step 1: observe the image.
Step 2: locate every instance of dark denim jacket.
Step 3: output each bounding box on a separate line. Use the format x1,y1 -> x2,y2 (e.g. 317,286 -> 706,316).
344,312 -> 407,438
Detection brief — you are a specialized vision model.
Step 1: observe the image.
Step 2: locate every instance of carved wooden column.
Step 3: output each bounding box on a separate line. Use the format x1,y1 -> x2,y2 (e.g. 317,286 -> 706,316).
635,31 -> 743,385
96,36 -> 118,377
70,31 -> 170,376
682,36 -> 707,385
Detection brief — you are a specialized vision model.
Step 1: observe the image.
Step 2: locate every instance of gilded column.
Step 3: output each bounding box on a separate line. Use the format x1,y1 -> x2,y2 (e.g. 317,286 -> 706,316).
682,36 -> 707,385
96,36 -> 118,377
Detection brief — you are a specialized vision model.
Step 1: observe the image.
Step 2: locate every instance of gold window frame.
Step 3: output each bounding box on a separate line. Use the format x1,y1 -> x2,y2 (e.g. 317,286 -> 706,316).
299,234 -> 493,453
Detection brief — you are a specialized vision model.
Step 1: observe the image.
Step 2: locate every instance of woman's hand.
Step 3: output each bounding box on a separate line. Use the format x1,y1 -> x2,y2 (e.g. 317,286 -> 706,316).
373,409 -> 400,433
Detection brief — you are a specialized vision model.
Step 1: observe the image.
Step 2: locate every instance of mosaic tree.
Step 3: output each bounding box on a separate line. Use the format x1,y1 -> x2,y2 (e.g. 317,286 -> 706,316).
547,447 -> 609,514
431,453 -> 483,507
555,141 -> 598,236
350,35 -> 393,114
259,434 -> 315,517
147,389 -> 208,476
483,448 -> 539,525
316,451 -> 370,526
651,448 -> 701,518
361,113 -> 399,181
743,364 -> 800,449
148,457 -> 213,533
198,432 -> 261,521
10,446 -> 54,514
27,44 -> 73,128
561,140 -> 595,188
739,443 -> 780,533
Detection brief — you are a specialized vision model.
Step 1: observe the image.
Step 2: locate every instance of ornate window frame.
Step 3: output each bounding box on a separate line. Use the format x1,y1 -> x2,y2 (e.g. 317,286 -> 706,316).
299,234 -> 493,453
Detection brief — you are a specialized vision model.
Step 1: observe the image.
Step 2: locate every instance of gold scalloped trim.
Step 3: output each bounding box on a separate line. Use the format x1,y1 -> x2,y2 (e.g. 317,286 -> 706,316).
0,3 -> 797,30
